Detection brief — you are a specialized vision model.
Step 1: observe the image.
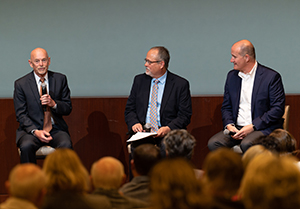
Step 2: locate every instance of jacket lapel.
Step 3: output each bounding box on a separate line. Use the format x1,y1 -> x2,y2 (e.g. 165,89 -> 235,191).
28,71 -> 43,110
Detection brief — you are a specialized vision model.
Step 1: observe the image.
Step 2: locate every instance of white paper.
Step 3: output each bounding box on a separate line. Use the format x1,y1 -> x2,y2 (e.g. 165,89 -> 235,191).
127,132 -> 157,142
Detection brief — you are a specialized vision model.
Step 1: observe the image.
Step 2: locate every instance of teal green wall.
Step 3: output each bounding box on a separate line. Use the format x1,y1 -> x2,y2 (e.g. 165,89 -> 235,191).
1,0 -> 299,97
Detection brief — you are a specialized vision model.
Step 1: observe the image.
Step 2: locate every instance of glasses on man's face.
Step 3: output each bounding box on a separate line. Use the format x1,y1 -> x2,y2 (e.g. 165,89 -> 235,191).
144,58 -> 162,65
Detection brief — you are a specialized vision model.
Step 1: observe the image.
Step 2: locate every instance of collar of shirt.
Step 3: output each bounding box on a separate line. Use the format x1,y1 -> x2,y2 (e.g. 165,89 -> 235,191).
238,61 -> 258,80
152,70 -> 167,84
34,71 -> 49,84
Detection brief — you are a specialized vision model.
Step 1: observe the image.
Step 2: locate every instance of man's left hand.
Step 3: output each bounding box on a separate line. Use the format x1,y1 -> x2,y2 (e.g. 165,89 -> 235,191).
40,94 -> 56,108
232,124 -> 254,140
155,126 -> 171,138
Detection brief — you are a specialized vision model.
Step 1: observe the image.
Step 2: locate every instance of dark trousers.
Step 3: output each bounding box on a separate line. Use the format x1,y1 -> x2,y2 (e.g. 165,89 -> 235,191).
207,129 -> 264,153
18,128 -> 72,164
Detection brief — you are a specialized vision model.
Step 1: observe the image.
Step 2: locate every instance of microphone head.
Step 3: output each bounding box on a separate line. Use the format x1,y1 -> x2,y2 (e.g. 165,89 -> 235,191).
223,129 -> 230,135
144,123 -> 151,132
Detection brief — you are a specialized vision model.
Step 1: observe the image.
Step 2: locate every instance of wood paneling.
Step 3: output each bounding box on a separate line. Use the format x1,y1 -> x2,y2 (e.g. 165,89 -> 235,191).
1,95 -> 299,200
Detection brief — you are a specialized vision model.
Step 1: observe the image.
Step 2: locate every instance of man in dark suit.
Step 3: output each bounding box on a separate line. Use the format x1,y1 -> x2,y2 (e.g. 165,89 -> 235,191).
13,47 -> 72,163
208,40 -> 285,153
124,46 -> 192,154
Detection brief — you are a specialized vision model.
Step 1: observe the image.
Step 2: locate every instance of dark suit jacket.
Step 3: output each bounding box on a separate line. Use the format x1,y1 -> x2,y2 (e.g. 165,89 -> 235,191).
221,63 -> 285,135
13,70 -> 72,143
124,71 -> 192,132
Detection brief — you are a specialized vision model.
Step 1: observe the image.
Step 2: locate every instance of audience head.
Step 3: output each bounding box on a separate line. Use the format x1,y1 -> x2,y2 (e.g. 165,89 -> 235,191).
150,158 -> 210,209
6,163 -> 46,206
242,145 -> 273,169
43,148 -> 90,194
269,129 -> 297,154
202,148 -> 243,197
252,135 -> 281,153
132,143 -> 161,176
163,129 -> 196,160
240,154 -> 300,209
91,156 -> 125,190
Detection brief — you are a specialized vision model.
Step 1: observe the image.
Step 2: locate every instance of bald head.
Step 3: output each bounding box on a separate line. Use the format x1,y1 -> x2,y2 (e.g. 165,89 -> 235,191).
232,40 -> 256,59
8,163 -> 46,201
28,47 -> 51,78
91,157 -> 125,190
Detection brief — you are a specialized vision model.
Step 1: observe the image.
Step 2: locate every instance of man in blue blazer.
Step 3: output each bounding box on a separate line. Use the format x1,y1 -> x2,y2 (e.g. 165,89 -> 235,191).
125,46 -> 192,153
208,40 -> 285,153
13,48 -> 72,163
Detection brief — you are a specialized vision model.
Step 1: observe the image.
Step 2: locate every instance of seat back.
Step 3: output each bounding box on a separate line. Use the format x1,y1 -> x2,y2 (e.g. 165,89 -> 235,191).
282,105 -> 290,131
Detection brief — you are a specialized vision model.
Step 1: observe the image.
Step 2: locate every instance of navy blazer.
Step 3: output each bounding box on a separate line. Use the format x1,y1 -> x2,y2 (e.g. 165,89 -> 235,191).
13,71 -> 72,143
221,63 -> 285,135
125,71 -> 192,132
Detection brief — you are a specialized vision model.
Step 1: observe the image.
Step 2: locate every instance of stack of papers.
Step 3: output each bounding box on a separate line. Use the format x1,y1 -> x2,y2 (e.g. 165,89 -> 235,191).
127,132 -> 157,142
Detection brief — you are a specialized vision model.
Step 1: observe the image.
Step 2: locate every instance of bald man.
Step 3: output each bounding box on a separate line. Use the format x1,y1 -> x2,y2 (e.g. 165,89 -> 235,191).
0,164 -> 46,209
90,157 -> 148,208
14,48 -> 72,163
208,40 -> 285,153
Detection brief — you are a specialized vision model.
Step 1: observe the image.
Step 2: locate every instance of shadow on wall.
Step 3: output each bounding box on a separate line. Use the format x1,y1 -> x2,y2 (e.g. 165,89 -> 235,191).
0,113 -> 20,194
190,103 -> 222,168
74,111 -> 128,173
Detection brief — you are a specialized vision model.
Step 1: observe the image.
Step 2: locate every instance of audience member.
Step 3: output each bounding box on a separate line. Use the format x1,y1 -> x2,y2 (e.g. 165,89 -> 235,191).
41,148 -> 111,209
163,129 -> 203,178
240,154 -> 300,209
150,158 -> 211,209
202,148 -> 245,209
119,144 -> 161,203
0,164 -> 46,209
252,135 -> 281,153
90,156 -> 148,209
269,128 -> 298,155
241,145 -> 273,169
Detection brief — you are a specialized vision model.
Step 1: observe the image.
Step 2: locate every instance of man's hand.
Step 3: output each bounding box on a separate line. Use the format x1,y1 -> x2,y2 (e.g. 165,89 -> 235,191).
40,94 -> 56,108
155,126 -> 171,138
232,124 -> 254,140
34,130 -> 53,143
132,123 -> 143,133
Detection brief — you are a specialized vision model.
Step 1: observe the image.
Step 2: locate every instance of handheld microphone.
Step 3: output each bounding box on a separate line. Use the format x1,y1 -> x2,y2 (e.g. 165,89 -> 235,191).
223,129 -> 236,136
41,83 -> 47,112
143,123 -> 151,132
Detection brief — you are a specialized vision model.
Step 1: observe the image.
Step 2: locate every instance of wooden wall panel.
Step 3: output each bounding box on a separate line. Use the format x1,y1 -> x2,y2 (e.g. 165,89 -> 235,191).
1,95 -> 299,200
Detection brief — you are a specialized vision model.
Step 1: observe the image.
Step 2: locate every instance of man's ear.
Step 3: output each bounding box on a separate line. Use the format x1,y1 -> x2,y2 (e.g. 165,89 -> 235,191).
130,159 -> 135,170
28,59 -> 33,68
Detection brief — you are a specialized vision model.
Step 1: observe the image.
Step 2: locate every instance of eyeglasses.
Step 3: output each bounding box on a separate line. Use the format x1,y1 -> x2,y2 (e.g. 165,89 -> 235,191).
144,58 -> 162,65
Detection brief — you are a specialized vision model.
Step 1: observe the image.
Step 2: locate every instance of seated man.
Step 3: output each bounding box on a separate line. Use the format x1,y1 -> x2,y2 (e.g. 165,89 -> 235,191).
13,47 -> 72,163
119,144 -> 161,203
90,156 -> 148,209
0,164 -> 47,209
208,40 -> 285,153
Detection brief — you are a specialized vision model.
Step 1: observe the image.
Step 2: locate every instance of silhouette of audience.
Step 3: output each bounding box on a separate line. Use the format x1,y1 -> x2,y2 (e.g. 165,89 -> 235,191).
41,148 -> 111,209
201,148 -> 245,209
240,154 -> 300,209
163,129 -> 203,178
0,163 -> 46,209
150,158 -> 211,209
119,143 -> 161,203
90,156 -> 148,209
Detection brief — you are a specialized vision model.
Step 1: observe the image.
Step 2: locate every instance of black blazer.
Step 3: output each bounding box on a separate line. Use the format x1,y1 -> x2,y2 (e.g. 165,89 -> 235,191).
13,70 -> 72,143
124,71 -> 192,132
